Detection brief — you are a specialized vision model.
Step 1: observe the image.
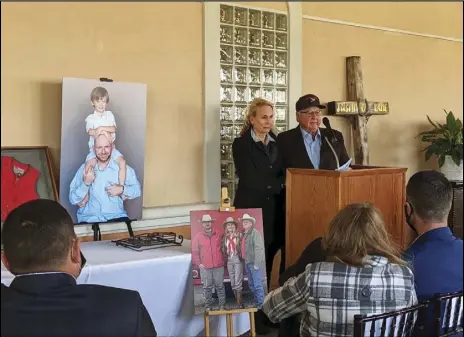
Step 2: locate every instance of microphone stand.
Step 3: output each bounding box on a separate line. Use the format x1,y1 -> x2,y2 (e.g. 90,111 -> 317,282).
324,137 -> 340,169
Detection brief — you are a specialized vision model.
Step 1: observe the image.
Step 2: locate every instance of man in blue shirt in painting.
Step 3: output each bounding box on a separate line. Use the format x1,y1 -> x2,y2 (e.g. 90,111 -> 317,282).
69,132 -> 141,223
403,170 -> 463,334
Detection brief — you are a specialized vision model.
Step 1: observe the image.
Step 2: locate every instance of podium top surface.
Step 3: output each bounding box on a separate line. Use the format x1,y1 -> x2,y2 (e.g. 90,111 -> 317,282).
287,165 -> 407,177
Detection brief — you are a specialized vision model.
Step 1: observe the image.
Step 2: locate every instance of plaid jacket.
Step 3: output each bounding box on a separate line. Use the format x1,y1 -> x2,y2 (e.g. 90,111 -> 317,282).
263,256 -> 418,337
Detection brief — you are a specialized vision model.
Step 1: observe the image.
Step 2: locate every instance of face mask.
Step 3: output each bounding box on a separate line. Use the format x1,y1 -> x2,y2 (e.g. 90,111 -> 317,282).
80,251 -> 87,270
404,202 -> 418,234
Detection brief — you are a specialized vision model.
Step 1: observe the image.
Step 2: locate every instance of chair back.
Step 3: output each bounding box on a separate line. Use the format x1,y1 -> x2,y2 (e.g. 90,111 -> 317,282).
353,302 -> 429,337
433,291 -> 463,337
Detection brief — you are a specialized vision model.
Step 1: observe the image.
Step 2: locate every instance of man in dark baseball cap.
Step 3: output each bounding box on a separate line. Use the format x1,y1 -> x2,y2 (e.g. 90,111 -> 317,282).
276,93 -> 349,171
295,94 -> 326,111
275,95 -> 350,335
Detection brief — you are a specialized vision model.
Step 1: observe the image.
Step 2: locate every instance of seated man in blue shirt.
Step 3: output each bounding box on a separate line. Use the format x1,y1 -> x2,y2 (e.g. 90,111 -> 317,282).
403,170 -> 463,333
69,132 -> 142,223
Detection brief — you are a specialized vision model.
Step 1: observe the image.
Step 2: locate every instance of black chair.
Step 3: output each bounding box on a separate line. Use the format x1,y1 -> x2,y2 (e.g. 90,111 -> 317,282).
353,302 -> 429,337
433,291 -> 463,337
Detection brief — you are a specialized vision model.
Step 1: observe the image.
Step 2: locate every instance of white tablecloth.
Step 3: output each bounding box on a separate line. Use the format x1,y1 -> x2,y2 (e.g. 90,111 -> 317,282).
1,240 -> 251,337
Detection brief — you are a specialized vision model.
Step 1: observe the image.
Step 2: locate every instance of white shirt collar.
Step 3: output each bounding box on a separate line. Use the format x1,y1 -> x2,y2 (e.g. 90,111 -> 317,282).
251,128 -> 275,145
14,271 -> 77,281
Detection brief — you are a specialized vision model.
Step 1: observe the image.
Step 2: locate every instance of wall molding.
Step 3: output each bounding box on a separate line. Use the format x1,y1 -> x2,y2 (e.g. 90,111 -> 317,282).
303,15 -> 463,43
288,2 -> 303,130
203,2 -> 221,204
74,202 -> 219,237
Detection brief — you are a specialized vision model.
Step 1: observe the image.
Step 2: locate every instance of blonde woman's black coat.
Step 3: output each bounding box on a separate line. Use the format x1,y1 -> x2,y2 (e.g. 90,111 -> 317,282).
232,128 -> 285,247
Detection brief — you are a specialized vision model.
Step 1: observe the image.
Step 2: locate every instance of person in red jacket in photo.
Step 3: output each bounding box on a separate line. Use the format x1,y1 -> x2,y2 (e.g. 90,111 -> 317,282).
192,214 -> 226,311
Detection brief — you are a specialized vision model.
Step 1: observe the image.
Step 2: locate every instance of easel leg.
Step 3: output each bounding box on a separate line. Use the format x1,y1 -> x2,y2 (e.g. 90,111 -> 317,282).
204,314 -> 210,337
226,313 -> 234,336
125,220 -> 134,238
249,311 -> 256,337
92,223 -> 101,241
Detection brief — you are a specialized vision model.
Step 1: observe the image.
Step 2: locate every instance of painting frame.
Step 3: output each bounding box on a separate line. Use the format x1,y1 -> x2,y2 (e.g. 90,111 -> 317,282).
1,146 -> 59,217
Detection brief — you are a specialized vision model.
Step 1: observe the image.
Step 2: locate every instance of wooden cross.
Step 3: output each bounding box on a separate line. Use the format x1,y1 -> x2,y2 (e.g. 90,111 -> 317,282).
327,56 -> 389,165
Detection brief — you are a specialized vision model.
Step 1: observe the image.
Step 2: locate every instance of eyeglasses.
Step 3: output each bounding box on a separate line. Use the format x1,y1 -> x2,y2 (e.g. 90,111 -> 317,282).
299,110 -> 321,116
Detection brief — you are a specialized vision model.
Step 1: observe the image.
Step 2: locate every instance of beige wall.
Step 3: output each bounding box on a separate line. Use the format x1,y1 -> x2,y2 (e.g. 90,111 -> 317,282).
301,3 -> 463,176
1,2 -> 462,208
303,2 -> 463,39
1,2 -> 203,207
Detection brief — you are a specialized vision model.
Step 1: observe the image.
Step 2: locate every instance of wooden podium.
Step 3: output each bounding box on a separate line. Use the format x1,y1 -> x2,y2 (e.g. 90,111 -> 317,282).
285,165 -> 415,267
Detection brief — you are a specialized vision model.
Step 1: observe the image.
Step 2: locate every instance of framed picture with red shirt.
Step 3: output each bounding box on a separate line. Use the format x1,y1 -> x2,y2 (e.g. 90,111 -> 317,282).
1,146 -> 59,223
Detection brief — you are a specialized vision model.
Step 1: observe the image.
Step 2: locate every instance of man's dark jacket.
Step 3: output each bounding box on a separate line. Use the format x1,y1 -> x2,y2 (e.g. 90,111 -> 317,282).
1,273 -> 157,337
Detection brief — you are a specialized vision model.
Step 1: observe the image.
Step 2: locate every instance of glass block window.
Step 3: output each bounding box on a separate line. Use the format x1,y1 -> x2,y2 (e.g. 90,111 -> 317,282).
219,4 -> 289,202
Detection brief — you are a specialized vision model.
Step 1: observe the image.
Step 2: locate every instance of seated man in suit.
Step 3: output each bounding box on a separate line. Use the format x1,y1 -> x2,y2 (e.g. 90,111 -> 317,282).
403,171 -> 463,334
277,94 -> 350,172
1,199 -> 157,337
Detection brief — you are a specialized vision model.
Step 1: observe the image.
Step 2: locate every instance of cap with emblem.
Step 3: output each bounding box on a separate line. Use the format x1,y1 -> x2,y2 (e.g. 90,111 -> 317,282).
296,94 -> 326,112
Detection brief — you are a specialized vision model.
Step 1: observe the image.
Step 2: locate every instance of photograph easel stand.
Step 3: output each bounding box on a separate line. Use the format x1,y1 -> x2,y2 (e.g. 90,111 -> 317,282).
92,223 -> 101,241
204,308 -> 257,337
204,187 -> 257,337
88,219 -> 133,242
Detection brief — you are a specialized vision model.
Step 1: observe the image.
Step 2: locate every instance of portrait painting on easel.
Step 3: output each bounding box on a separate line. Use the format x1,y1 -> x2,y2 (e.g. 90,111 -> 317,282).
190,208 -> 268,314
1,147 -> 58,223
59,78 -> 147,225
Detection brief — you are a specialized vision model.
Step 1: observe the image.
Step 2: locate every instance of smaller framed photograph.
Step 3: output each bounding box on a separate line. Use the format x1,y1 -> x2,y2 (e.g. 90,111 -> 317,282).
1,146 -> 59,222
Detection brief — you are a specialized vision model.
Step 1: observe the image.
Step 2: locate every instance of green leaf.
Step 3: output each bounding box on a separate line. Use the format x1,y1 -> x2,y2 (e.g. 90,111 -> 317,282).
446,111 -> 459,134
426,115 -> 439,129
456,118 -> 463,131
438,155 -> 446,168
425,148 -> 434,161
421,111 -> 463,160
435,139 -> 451,150
418,129 -> 441,136
455,145 -> 463,160
451,152 -> 462,166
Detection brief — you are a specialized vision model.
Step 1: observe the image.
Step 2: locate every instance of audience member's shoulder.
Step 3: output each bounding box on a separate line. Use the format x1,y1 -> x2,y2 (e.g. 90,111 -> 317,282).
304,260 -> 333,274
388,262 -> 415,277
1,283 -> 9,294
2,282 -> 12,293
79,284 -> 142,303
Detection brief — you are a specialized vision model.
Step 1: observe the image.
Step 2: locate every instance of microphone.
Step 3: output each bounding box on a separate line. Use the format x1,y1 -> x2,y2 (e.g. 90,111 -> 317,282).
322,117 -> 340,169
322,117 -> 338,143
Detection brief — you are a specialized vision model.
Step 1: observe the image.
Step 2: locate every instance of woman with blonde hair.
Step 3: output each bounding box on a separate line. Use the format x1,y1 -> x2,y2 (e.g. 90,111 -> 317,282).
263,202 -> 418,337
232,98 -> 285,333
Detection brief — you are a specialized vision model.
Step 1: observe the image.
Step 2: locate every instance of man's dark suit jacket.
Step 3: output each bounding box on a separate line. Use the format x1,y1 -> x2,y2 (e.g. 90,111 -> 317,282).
277,126 -> 350,172
1,273 -> 157,337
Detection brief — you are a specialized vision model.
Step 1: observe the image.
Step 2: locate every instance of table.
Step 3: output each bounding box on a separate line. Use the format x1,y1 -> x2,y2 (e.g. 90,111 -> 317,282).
1,240 -> 251,337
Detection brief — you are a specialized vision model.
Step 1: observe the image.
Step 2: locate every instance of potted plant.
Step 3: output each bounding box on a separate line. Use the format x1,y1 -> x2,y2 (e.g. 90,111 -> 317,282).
419,110 -> 463,181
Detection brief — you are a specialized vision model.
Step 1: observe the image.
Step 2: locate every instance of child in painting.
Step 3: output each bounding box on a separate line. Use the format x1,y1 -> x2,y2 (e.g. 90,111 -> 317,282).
221,217 -> 244,308
78,86 -> 127,207
240,213 -> 265,309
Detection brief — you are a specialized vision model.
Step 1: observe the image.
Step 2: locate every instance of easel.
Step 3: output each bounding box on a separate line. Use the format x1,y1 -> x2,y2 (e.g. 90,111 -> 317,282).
89,218 -> 134,242
204,187 -> 257,337
204,308 -> 257,337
